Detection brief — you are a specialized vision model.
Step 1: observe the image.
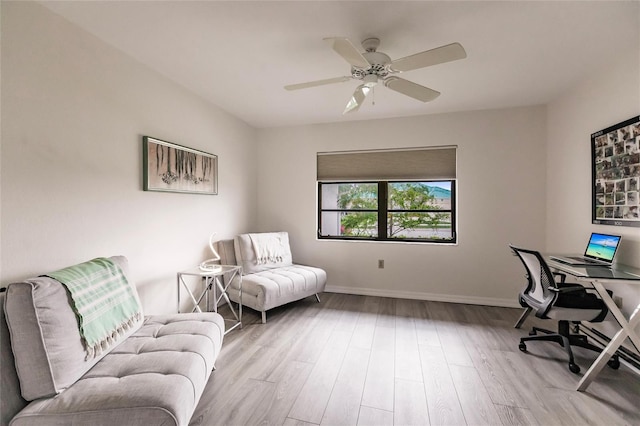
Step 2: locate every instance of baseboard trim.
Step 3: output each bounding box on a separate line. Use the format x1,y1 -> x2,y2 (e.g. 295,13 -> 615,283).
324,285 -> 520,308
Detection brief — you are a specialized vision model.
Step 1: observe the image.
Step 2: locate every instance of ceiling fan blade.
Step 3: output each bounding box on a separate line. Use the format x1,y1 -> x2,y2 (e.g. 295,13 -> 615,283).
324,37 -> 370,68
284,76 -> 352,91
343,84 -> 372,114
384,77 -> 440,102
391,42 -> 467,72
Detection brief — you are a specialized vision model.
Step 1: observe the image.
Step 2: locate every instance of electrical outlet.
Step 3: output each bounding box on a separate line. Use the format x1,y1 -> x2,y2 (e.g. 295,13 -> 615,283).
613,295 -> 623,309
378,259 -> 384,269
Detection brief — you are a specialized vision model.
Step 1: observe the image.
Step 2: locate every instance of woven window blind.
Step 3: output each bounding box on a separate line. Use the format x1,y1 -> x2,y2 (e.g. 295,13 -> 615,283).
317,147 -> 456,181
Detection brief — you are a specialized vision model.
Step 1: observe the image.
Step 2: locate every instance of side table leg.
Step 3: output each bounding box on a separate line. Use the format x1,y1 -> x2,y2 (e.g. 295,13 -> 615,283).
177,273 -> 180,313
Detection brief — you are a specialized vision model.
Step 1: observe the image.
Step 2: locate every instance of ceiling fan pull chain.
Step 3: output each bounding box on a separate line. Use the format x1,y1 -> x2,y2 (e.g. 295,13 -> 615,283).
372,86 -> 376,106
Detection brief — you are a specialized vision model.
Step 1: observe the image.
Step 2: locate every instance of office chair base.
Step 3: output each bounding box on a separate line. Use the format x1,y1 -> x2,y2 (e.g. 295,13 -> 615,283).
568,362 -> 581,374
518,339 -> 582,373
607,357 -> 620,369
519,322 -> 620,374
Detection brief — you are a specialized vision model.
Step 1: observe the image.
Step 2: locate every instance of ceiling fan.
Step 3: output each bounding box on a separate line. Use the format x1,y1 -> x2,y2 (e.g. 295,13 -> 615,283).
284,37 -> 467,114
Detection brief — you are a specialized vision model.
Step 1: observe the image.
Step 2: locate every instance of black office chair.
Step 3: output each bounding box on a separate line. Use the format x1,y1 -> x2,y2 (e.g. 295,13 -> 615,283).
509,245 -> 619,374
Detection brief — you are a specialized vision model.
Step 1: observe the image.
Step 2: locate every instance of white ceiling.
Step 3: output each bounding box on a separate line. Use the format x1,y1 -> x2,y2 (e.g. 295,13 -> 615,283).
39,1 -> 639,129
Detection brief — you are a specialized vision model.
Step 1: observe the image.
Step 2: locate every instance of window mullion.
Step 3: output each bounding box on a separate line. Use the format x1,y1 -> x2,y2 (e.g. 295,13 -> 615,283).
379,181 -> 388,241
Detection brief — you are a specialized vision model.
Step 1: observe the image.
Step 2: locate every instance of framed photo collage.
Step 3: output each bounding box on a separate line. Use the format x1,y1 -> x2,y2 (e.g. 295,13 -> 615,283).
592,115 -> 640,227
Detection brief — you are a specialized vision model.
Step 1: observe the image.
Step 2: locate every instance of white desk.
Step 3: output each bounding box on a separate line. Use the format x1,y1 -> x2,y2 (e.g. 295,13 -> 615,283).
546,257 -> 640,391
177,265 -> 243,334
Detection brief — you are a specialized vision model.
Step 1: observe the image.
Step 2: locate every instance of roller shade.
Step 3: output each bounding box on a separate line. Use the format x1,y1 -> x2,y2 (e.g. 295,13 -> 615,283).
317,146 -> 456,181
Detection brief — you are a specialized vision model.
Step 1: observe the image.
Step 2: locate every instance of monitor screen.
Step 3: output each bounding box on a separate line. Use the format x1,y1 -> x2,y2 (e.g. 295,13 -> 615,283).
584,233 -> 621,262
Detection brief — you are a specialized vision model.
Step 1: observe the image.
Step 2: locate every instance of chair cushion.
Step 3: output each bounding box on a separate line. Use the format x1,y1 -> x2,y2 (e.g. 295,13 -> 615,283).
215,238 -> 237,266
9,312 -> 224,426
549,285 -> 608,322
3,256 -> 143,401
234,232 -> 293,275
545,307 -> 605,322
555,286 -> 605,309
227,265 -> 327,312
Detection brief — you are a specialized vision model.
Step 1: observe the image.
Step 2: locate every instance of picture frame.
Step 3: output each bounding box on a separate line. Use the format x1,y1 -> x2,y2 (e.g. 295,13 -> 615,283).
143,136 -> 218,195
592,115 -> 640,227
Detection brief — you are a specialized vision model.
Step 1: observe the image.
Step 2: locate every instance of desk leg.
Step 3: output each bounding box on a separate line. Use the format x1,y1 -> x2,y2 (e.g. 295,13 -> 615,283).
577,281 -> 640,391
514,307 -> 532,329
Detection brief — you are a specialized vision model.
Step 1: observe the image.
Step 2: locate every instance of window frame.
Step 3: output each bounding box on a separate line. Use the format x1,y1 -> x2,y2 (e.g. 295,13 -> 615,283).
317,180 -> 457,244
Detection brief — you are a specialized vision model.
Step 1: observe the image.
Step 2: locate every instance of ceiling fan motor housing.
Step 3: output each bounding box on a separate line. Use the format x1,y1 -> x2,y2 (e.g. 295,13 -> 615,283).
351,51 -> 392,79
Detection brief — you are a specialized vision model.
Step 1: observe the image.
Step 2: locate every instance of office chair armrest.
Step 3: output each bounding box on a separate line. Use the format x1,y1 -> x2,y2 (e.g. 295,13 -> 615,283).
552,272 -> 566,283
548,286 -> 585,294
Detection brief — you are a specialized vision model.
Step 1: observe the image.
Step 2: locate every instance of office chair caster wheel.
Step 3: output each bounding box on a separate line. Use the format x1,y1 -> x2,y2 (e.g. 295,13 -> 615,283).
569,363 -> 581,374
519,342 -> 527,352
607,356 -> 620,370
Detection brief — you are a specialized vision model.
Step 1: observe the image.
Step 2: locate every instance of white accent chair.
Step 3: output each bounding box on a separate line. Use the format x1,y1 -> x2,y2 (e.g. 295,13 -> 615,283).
215,232 -> 327,323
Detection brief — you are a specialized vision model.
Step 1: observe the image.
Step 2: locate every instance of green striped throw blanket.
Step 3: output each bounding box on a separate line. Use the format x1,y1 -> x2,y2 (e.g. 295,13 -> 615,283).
46,258 -> 142,358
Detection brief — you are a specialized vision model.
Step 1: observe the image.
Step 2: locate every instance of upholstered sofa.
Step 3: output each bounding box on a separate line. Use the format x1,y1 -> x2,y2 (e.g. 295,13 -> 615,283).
215,232 -> 327,323
1,256 -> 224,426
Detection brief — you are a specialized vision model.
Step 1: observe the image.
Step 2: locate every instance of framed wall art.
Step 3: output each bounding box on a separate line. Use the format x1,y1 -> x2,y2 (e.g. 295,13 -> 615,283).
143,136 -> 218,195
592,115 -> 640,227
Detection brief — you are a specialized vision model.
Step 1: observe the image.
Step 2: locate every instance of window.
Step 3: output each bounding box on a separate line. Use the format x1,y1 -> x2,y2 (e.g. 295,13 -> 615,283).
318,180 -> 456,243
320,182 -> 379,239
317,147 -> 457,243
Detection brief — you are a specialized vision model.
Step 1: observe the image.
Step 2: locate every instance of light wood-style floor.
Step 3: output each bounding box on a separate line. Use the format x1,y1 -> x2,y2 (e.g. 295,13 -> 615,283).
190,293 -> 640,426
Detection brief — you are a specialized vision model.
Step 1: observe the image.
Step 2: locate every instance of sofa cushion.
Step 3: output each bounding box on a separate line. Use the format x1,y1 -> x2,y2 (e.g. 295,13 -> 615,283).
3,256 -> 143,401
9,312 -> 225,426
234,232 -> 293,275
0,292 -> 28,426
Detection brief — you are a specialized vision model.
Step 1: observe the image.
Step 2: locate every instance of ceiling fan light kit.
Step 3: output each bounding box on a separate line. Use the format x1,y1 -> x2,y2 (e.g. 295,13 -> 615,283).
285,37 -> 467,114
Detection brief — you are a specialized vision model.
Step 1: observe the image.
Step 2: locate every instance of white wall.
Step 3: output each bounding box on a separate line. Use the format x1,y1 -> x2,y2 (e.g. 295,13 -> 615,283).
4,2 -> 636,320
257,106 -> 547,306
547,49 -> 640,322
0,2 -> 258,314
